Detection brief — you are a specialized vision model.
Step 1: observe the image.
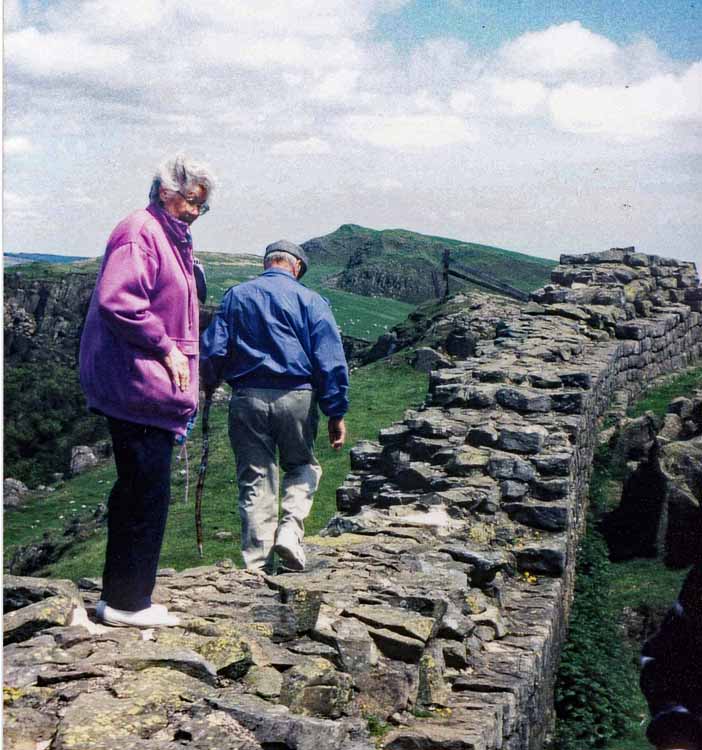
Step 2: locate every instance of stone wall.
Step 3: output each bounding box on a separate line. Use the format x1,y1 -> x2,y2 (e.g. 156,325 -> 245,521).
4,248 -> 701,750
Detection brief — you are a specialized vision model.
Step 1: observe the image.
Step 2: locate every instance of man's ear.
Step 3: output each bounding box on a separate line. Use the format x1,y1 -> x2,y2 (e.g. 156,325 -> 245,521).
158,186 -> 168,204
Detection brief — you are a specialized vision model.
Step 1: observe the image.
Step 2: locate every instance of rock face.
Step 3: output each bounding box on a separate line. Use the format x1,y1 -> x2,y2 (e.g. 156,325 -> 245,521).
69,445 -> 99,476
605,389 -> 702,566
4,478 -> 29,508
4,247 -> 701,750
4,270 -> 97,365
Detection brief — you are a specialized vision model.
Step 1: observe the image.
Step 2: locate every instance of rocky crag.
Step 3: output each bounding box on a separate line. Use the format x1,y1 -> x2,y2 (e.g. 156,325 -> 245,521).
4,248 -> 701,750
4,270 -> 97,365
604,387 -> 702,567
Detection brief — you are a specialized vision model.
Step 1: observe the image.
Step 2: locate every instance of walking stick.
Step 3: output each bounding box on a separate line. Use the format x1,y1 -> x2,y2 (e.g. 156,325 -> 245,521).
195,392 -> 213,558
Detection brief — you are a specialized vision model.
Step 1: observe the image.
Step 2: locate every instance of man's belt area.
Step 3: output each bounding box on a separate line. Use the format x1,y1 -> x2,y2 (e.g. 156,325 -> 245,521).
229,374 -> 314,391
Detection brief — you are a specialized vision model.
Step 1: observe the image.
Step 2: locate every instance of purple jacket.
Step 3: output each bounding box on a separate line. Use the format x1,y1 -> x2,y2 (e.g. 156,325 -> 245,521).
79,205 -> 199,435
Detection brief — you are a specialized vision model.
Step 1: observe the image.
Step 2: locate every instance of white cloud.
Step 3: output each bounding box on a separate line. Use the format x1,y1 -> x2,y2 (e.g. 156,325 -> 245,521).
270,137 -> 332,155
449,89 -> 478,115
195,33 -> 367,70
3,191 -> 42,220
6,27 -> 131,79
47,0 -> 165,40
308,69 -> 362,102
488,77 -> 548,115
375,177 -> 403,193
342,113 -> 477,149
4,0 -> 23,31
549,62 -> 702,138
4,136 -> 35,155
500,21 -> 618,77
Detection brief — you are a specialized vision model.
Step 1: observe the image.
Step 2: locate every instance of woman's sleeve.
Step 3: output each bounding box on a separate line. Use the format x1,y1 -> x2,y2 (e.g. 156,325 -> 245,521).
96,242 -> 174,356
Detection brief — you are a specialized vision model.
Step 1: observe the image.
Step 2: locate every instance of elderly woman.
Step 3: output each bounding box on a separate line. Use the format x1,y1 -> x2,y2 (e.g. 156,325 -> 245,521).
79,154 -> 216,628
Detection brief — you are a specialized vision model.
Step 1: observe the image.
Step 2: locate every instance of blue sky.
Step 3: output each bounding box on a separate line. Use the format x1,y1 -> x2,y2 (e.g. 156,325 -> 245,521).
377,0 -> 702,60
3,0 -> 702,266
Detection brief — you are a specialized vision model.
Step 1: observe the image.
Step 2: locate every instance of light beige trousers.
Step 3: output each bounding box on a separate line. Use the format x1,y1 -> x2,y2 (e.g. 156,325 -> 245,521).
228,388 -> 322,571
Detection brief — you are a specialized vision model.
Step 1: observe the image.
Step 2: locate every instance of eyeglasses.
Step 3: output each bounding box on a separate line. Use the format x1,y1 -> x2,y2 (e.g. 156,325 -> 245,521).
177,190 -> 210,215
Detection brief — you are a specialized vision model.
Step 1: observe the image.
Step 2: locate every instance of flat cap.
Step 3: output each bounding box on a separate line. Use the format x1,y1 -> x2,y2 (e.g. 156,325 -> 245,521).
264,239 -> 309,279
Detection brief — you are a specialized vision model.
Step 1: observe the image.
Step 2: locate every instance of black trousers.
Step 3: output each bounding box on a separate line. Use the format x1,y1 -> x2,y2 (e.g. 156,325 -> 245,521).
101,418 -> 174,611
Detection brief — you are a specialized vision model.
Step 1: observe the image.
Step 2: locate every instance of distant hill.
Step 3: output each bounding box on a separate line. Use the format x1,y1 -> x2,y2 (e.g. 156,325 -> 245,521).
302,224 -> 556,303
4,252 -> 89,266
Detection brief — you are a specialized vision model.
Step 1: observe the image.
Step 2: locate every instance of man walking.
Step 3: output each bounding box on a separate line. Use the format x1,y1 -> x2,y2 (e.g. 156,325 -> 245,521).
200,240 -> 348,572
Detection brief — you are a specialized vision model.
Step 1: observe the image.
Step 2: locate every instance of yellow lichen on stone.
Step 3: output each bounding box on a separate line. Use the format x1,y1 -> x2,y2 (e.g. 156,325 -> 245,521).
3,686 -> 23,704
467,523 -> 495,544
306,533 -> 368,547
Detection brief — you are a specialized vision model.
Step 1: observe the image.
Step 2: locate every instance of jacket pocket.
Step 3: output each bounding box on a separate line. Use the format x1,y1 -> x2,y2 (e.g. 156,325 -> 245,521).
172,337 -> 198,356
127,352 -> 197,417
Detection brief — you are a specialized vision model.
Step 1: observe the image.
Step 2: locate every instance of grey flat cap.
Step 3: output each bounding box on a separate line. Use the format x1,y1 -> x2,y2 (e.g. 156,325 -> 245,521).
264,239 -> 309,279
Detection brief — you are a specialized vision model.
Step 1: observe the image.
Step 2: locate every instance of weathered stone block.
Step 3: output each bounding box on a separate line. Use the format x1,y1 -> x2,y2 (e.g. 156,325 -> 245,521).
501,480 -> 529,499
496,387 -> 552,413
498,425 -> 548,454
367,627 -> 425,663
349,441 -> 383,471
503,502 -> 568,532
487,453 -> 536,482
446,448 -> 491,475
530,478 -> 569,500
467,425 -> 499,447
515,540 -> 567,575
343,606 -> 436,643
4,595 -> 75,644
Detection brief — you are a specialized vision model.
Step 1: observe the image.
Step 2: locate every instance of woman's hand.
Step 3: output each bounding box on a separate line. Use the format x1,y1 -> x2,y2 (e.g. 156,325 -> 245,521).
164,346 -> 190,392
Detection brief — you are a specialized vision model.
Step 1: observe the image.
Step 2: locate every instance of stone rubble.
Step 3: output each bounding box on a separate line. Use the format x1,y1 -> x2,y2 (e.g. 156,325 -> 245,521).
4,247 -> 701,750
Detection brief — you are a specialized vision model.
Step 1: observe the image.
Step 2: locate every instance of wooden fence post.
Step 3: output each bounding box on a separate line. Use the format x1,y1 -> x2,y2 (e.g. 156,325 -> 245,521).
442,248 -> 450,301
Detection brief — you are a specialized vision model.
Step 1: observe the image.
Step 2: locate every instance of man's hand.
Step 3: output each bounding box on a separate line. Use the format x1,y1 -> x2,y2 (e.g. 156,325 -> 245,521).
328,417 -> 346,450
164,345 -> 190,392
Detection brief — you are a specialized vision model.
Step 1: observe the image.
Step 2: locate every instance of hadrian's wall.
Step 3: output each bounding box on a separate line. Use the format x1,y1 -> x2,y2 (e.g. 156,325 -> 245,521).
4,248 -> 701,750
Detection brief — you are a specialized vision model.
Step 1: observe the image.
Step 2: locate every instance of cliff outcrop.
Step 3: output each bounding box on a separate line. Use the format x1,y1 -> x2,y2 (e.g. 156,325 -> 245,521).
604,388 -> 702,567
4,270 -> 97,365
4,248 -> 701,750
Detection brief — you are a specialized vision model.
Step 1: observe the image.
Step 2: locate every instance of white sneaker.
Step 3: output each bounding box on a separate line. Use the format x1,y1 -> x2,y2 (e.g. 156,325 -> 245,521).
95,600 -> 180,628
273,524 -> 306,571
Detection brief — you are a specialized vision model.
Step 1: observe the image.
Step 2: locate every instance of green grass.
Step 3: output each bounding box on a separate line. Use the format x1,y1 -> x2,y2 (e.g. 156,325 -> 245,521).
610,558 -> 688,612
627,365 -> 702,419
4,357 -> 427,580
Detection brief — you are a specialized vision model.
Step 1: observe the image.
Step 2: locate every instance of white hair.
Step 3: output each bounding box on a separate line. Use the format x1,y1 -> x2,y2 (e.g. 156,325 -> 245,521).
264,251 -> 298,270
148,153 -> 216,204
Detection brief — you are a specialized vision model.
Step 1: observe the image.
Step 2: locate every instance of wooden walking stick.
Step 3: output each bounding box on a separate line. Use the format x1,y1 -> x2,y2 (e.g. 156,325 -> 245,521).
195,392 -> 213,558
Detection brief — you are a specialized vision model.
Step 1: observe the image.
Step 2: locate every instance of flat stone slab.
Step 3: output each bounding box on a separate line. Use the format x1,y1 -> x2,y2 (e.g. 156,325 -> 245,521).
342,605 -> 436,643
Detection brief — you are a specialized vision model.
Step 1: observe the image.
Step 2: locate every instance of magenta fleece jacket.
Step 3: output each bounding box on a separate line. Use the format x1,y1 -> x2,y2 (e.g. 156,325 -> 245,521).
79,206 -> 199,435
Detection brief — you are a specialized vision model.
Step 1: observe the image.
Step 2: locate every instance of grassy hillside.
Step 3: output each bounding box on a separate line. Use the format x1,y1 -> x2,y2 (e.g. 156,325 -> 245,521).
4,357 -> 428,579
303,224 -> 556,295
4,252 -> 90,266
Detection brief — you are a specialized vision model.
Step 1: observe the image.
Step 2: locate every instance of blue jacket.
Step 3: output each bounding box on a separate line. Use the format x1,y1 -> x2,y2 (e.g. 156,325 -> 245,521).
200,268 -> 349,418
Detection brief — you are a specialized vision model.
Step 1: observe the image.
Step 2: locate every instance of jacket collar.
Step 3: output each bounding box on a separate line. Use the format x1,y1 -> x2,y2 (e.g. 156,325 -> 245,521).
147,202 -> 192,253
262,268 -> 297,280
